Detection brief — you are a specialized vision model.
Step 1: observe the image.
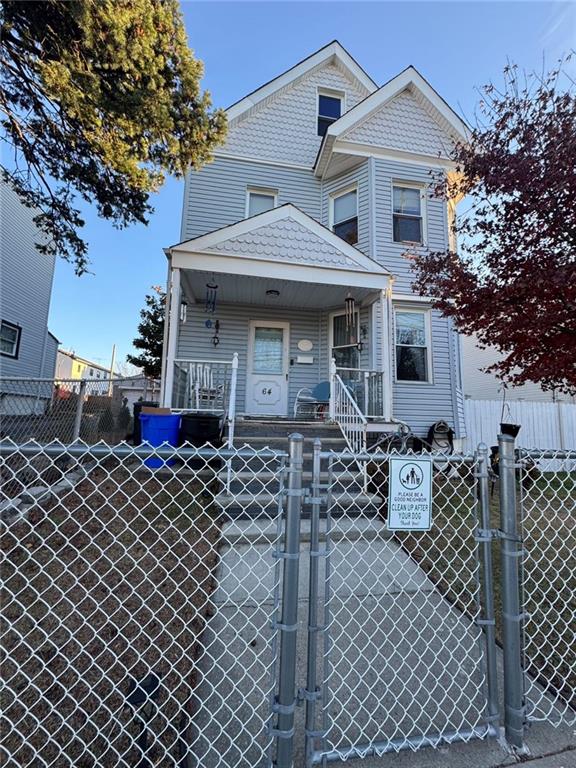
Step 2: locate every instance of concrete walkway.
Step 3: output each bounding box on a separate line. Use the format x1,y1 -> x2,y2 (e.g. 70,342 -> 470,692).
190,517 -> 575,768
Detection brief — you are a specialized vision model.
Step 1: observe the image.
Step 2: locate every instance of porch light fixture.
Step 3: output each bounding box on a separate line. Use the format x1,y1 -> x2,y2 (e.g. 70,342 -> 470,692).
205,279 -> 218,313
266,289 -> 280,297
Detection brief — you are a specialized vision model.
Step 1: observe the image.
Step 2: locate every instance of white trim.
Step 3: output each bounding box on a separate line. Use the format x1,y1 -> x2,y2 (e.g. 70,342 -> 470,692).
328,309 -> 360,372
227,42 -> 376,123
246,320 -> 290,416
168,203 -> 391,276
380,289 -> 393,420
171,250 -> 390,291
214,151 -> 312,171
159,260 -> 172,405
332,141 -> 457,168
391,293 -> 433,304
391,180 -> 428,246
245,186 -> 278,218
393,304 -> 434,385
317,86 -> 345,137
328,183 -> 358,230
325,66 -> 469,141
368,157 -> 377,260
162,267 -> 181,407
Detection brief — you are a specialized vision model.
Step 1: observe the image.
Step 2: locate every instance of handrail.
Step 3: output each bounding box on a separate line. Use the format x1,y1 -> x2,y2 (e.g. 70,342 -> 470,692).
330,360 -> 368,485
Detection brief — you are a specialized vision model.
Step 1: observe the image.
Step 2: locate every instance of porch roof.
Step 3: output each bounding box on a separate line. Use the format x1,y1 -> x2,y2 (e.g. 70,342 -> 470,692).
165,204 -> 391,292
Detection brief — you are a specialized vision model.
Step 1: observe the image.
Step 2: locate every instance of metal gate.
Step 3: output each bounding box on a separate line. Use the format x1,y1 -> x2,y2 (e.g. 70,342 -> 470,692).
300,442 -> 498,765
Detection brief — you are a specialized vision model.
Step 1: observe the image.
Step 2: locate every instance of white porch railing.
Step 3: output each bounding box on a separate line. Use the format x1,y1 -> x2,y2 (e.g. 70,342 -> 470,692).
330,361 -> 368,485
334,367 -> 386,418
171,354 -> 239,448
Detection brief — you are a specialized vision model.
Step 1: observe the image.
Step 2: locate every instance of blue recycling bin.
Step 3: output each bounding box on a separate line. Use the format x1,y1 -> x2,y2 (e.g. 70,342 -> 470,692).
139,413 -> 181,468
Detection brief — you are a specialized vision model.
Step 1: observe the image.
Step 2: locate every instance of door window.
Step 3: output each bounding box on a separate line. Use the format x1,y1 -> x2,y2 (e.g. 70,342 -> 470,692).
253,327 -> 284,373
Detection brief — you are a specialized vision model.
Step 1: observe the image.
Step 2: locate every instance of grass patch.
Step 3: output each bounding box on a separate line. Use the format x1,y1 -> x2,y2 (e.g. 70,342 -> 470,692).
392,468 -> 575,713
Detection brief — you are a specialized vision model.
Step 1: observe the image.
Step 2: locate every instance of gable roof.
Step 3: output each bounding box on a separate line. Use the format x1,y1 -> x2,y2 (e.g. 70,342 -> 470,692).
315,65 -> 470,175
167,204 -> 390,276
226,41 -> 378,123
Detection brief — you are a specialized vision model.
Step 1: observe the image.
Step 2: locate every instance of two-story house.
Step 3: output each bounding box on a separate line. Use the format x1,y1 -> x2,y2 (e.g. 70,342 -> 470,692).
160,41 -> 468,447
0,182 -> 59,414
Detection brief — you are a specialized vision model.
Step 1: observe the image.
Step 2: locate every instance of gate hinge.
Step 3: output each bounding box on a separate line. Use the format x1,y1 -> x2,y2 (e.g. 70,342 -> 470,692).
283,487 -> 309,498
297,687 -> 321,705
475,528 -> 523,544
303,494 -> 326,506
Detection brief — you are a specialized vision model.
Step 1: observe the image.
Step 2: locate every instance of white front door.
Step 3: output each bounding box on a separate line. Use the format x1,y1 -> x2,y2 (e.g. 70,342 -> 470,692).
246,321 -> 290,416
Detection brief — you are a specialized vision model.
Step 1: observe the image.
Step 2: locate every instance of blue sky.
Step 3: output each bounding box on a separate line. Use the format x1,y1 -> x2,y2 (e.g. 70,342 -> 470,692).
47,0 -> 575,369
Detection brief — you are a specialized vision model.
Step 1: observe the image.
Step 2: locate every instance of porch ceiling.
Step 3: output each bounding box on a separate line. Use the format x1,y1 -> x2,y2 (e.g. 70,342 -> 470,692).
181,270 -> 379,310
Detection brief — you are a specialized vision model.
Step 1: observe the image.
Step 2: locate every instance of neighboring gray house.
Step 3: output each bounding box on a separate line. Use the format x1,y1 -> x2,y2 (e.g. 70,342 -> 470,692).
161,41 -> 469,444
0,183 -> 58,412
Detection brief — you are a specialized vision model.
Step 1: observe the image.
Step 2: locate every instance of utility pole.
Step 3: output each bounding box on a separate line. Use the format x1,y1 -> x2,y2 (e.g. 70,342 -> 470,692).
108,344 -> 116,397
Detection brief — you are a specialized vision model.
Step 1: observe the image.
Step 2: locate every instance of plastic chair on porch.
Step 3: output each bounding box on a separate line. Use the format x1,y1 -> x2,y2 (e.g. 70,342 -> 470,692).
293,381 -> 330,420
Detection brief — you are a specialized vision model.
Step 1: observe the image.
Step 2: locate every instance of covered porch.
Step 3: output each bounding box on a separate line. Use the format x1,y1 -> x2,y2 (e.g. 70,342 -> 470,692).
160,205 -> 394,446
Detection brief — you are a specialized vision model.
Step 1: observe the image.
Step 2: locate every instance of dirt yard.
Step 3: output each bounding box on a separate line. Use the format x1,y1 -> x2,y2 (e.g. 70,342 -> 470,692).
1,459 -> 222,767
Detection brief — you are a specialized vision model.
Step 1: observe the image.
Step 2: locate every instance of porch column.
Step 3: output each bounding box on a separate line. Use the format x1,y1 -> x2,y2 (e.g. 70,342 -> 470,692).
379,288 -> 393,421
161,266 -> 181,408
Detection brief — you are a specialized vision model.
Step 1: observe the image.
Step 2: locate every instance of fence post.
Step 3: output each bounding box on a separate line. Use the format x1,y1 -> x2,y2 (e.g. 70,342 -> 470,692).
274,433 -> 304,768
73,379 -> 87,441
498,433 -> 525,749
476,443 -> 499,731
304,438 -> 322,767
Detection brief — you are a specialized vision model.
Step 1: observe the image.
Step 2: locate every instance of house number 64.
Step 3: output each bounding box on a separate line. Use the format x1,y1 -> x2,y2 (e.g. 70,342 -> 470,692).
262,388 -> 272,395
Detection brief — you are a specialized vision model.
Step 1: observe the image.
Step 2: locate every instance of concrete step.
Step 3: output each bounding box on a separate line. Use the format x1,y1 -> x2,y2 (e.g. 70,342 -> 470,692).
215,491 -> 383,521
222,516 -> 392,545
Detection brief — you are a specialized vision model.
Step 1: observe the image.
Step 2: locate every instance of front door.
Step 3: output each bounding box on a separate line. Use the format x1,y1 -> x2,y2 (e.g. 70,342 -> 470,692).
246,321 -> 290,416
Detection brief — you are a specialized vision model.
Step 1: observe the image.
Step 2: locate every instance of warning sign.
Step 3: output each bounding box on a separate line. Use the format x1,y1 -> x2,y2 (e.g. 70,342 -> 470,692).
387,457 -> 433,531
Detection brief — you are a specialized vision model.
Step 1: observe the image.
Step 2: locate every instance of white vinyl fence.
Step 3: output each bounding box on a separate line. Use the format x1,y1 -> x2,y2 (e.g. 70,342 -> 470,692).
464,399 -> 576,452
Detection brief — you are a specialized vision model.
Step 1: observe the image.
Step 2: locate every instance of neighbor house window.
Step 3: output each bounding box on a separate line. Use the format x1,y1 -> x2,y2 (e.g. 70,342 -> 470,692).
395,309 -> 431,382
246,187 -> 277,217
393,184 -> 425,244
0,320 -> 21,358
331,187 -> 358,245
318,92 -> 342,137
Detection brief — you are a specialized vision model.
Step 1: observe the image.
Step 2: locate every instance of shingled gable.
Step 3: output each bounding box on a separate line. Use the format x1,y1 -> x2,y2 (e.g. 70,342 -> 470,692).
167,204 -> 390,276
226,41 -> 377,124
315,65 -> 470,175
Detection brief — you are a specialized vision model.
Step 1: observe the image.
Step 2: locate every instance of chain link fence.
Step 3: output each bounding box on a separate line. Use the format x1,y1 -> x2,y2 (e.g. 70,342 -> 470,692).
0,378 -> 134,444
0,434 -> 574,767
1,440 -> 287,768
302,447 -> 497,764
518,447 -> 576,726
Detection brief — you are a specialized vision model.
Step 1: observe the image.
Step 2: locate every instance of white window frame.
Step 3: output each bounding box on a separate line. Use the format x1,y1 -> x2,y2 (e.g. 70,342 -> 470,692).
393,305 -> 433,384
328,183 -> 358,230
328,308 -> 361,371
317,87 -> 345,135
245,186 -> 278,218
392,181 -> 427,245
0,319 -> 21,359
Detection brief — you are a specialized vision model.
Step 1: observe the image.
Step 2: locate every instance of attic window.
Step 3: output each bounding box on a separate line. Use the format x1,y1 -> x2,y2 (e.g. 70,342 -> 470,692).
247,187 -> 277,217
318,93 -> 342,137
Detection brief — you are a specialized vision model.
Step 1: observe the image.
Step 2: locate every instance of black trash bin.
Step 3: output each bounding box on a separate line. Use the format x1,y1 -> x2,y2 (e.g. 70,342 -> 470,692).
133,401 -> 159,445
180,413 -> 223,447
180,413 -> 223,470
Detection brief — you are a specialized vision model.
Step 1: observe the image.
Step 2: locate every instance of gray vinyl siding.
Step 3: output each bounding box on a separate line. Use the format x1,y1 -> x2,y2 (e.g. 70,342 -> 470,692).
42,334 -> 59,379
181,156 -> 321,241
373,158 -> 447,293
177,303 -> 323,415
0,183 -> 56,379
321,161 -> 370,258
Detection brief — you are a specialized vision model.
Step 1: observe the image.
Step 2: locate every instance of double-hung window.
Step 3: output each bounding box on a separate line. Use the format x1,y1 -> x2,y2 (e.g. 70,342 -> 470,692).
331,187 -> 358,245
393,184 -> 425,244
395,309 -> 431,382
246,187 -> 277,217
0,320 -> 21,358
317,92 -> 342,137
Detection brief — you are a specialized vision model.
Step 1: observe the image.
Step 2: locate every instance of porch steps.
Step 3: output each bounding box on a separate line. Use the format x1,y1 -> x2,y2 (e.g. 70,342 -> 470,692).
218,419 -> 381,519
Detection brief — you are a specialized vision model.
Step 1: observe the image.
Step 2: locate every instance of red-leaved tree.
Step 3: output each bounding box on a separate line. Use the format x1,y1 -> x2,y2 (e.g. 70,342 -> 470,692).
411,59 -> 576,394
